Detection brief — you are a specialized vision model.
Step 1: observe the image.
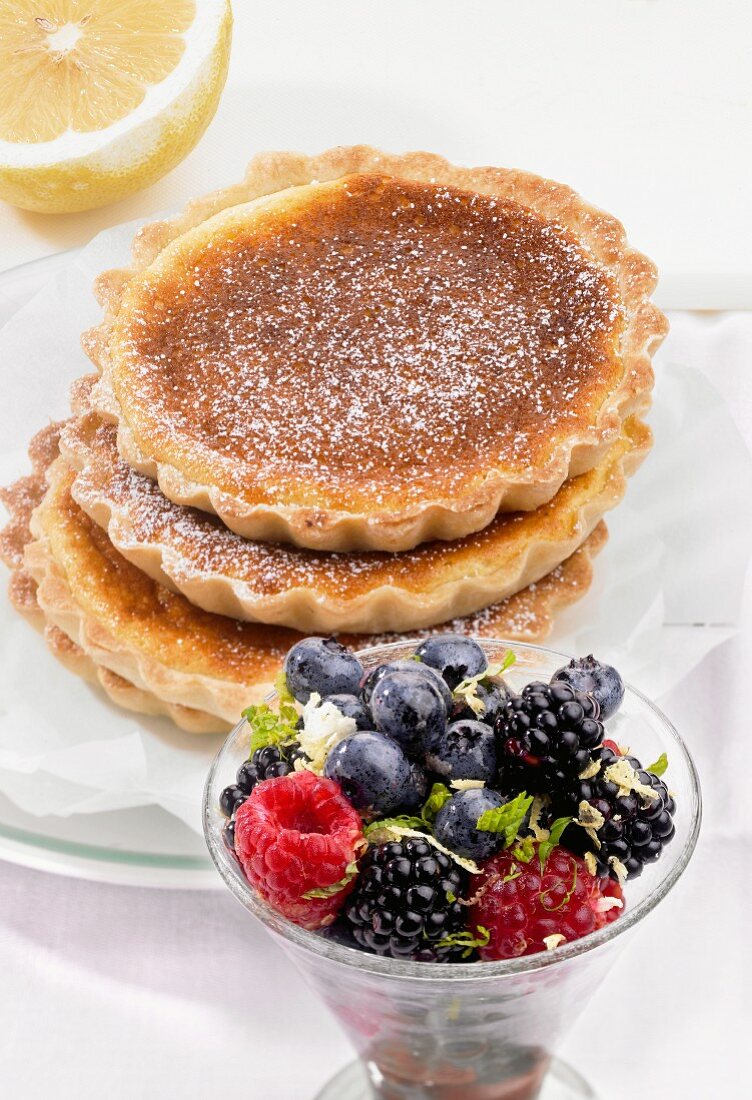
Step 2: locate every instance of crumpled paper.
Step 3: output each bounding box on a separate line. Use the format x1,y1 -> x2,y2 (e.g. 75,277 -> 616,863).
0,222 -> 750,835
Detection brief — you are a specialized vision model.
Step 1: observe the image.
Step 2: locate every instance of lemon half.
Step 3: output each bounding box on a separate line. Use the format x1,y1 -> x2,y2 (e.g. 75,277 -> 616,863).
0,0 -> 232,213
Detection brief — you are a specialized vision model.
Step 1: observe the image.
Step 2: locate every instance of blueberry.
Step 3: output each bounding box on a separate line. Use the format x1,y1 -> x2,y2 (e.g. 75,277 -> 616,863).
325,693 -> 372,730
284,637 -> 363,703
425,719 -> 497,784
401,761 -> 429,813
450,677 -> 508,725
413,634 -> 488,690
360,659 -> 453,708
370,670 -> 447,756
551,655 -> 625,719
433,788 -> 507,861
324,731 -> 416,815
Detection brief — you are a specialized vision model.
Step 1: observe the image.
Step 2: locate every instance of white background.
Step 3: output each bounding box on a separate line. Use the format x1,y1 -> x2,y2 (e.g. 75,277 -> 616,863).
1,1 -> 751,305
1,3 -> 751,1099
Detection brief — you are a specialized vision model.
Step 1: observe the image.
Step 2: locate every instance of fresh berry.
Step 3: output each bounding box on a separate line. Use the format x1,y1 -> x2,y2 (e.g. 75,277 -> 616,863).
470,847 -> 624,959
433,788 -> 507,861
551,655 -> 624,719
360,659 -> 452,708
219,743 -> 315,851
343,838 -> 469,960
234,742 -> 308,796
370,670 -> 447,756
425,719 -> 497,784
219,783 -> 247,817
233,771 -> 364,929
405,761 -> 429,812
284,637 -> 364,703
496,681 -> 604,797
325,694 -> 372,730
554,746 -> 677,880
324,731 -> 420,815
414,634 -> 488,690
451,676 -> 508,725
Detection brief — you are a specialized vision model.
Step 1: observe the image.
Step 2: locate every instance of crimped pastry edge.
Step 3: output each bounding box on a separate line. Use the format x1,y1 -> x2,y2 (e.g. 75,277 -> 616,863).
25,507 -> 606,725
0,431 -> 228,734
61,394 -> 649,632
47,616 -> 229,734
84,145 -> 668,551
3,429 -> 607,735
25,506 -> 269,726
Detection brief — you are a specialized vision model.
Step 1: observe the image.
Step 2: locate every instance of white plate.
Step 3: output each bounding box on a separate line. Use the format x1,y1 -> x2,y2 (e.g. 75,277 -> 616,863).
0,250 -> 220,889
0,249 -> 747,890
0,791 -> 217,888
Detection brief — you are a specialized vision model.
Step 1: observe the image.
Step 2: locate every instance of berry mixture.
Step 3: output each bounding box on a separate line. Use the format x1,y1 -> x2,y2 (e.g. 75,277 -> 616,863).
218,636 -> 677,962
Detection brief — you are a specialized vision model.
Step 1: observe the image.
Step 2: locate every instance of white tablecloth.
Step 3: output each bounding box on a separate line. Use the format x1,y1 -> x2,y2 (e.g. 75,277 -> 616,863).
0,0 -> 750,1083
1,313 -> 751,1098
1,1 -> 751,308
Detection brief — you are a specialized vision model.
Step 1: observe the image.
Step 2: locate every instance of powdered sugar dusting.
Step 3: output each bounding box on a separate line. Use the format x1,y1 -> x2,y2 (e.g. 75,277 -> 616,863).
114,174 -> 624,510
70,414 -> 566,598
52,465 -> 584,677
343,537 -> 598,649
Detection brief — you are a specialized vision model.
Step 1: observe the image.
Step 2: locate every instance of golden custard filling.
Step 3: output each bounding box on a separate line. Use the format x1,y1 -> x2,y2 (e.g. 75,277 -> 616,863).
110,173 -> 625,512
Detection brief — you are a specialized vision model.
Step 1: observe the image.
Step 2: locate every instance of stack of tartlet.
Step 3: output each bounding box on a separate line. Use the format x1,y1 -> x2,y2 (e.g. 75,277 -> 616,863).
0,147 -> 667,733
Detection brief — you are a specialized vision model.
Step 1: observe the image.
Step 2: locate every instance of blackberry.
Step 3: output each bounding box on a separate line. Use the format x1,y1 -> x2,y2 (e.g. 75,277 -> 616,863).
219,741 -> 308,818
343,838 -> 471,961
219,784 -> 246,818
554,747 -> 677,880
495,681 -> 604,796
223,819 -> 236,851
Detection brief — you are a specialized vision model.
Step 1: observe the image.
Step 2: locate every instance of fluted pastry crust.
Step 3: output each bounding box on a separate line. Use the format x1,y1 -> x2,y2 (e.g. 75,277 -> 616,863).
62,378 -> 648,632
2,426 -> 606,732
85,146 -> 667,551
0,425 -> 226,733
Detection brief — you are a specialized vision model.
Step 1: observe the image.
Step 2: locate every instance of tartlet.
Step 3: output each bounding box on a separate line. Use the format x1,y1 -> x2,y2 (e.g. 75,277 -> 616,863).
1,425 -> 607,734
85,146 -> 666,551
62,375 -> 647,633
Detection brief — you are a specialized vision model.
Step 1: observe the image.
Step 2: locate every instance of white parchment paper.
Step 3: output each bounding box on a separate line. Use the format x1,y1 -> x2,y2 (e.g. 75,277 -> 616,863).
0,224 -> 750,834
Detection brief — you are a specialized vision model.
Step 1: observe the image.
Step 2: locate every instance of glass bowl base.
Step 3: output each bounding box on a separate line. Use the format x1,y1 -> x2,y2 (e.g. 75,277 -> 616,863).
315,1056 -> 601,1100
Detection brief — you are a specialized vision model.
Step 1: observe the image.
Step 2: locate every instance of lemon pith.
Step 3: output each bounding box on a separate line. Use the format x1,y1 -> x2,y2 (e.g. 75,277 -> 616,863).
0,0 -> 232,213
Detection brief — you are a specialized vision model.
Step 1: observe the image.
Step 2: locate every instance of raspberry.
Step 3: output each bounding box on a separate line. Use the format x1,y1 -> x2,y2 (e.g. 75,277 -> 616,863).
234,770 -> 365,929
470,847 -> 623,960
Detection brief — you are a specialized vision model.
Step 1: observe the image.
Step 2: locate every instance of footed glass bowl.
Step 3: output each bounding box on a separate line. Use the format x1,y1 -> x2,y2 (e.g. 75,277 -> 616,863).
204,640 -> 701,1100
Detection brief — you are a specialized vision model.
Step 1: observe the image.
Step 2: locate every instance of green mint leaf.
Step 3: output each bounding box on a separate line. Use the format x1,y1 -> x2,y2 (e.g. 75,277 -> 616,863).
302,862 -> 359,899
421,782 -> 452,824
476,791 -> 533,848
498,649 -> 517,674
241,701 -> 299,757
272,671 -> 302,735
646,752 -> 668,777
538,816 -> 573,871
512,836 -> 535,864
274,669 -> 296,709
436,924 -> 491,959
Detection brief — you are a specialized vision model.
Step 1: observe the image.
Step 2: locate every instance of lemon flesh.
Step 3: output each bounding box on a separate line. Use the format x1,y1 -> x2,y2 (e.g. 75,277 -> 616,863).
0,0 -> 232,212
